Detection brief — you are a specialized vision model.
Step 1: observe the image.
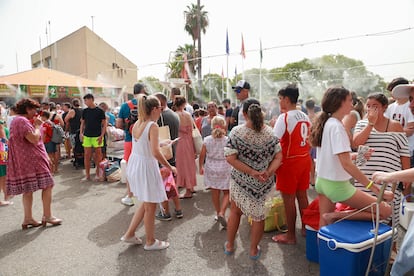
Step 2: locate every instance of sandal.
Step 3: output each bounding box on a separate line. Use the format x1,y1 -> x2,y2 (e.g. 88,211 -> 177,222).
217,215 -> 227,228
0,200 -> 13,207
224,241 -> 234,255
144,239 -> 169,251
121,235 -> 142,245
249,246 -> 261,260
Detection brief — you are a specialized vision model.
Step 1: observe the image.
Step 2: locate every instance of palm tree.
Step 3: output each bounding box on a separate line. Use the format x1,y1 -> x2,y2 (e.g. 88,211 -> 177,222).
166,44 -> 197,79
184,1 -> 209,98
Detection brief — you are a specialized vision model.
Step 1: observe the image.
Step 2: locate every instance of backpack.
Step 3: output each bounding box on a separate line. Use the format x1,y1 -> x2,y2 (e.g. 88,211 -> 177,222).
125,100 -> 138,133
51,122 -> 65,143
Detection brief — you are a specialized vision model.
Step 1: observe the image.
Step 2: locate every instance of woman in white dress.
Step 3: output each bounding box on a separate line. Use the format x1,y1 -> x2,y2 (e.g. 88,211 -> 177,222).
121,95 -> 177,251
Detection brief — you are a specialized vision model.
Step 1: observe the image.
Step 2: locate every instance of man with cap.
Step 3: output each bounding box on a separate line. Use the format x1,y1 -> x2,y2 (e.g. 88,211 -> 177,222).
379,82 -> 414,276
385,77 -> 414,168
116,83 -> 148,206
230,80 -> 250,127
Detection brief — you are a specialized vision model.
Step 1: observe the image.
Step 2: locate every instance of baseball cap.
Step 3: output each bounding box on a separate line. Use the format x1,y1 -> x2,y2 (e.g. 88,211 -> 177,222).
133,83 -> 148,95
232,80 -> 250,93
392,84 -> 414,99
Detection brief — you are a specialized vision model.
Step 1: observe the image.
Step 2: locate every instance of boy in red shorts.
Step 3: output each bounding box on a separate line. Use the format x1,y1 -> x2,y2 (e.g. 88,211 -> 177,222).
272,84 -> 311,244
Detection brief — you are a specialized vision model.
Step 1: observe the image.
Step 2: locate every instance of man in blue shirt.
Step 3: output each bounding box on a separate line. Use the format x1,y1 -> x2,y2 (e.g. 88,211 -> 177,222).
116,83 -> 147,206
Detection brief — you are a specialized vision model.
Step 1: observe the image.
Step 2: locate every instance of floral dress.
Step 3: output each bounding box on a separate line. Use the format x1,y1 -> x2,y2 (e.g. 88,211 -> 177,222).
224,124 -> 281,221
6,116 -> 54,195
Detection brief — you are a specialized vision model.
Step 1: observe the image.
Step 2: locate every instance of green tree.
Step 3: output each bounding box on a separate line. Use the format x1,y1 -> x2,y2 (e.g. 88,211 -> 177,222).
202,73 -> 224,102
139,76 -> 163,94
184,1 -> 209,98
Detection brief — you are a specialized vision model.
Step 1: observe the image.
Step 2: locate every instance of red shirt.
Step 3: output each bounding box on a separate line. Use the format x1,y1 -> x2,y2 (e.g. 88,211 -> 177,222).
42,121 -> 53,143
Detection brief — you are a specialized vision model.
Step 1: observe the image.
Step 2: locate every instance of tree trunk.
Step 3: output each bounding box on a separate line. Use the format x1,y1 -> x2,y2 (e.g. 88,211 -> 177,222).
197,0 -> 202,102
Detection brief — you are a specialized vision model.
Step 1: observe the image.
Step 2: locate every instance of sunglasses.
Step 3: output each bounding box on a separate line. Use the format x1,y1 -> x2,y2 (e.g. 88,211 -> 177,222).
234,87 -> 242,93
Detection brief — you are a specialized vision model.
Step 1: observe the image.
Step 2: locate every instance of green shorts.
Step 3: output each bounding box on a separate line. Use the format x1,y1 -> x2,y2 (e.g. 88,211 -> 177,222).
315,177 -> 356,203
82,136 -> 103,148
0,165 -> 6,177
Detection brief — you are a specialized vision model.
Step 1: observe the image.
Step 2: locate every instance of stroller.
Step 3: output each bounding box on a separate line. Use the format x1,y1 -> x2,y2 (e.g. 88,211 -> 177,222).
72,129 -> 84,169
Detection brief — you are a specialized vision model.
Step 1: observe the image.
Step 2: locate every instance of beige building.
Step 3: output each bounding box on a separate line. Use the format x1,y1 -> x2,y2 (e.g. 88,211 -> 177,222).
31,26 -> 137,101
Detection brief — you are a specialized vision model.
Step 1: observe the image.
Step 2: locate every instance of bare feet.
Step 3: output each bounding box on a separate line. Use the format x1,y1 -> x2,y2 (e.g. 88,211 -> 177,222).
322,213 -> 337,225
272,233 -> 296,245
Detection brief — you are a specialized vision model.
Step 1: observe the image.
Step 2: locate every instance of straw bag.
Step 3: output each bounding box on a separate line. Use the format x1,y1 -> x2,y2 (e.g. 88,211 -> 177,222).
192,121 -> 202,155
159,115 -> 173,160
248,196 -> 287,232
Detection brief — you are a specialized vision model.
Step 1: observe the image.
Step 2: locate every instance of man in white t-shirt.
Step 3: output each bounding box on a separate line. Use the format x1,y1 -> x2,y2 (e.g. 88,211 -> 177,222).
385,77 -> 414,166
230,80 -> 250,126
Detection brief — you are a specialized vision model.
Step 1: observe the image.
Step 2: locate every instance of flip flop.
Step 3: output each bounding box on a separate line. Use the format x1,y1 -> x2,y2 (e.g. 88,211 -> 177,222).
0,201 -> 13,207
224,241 -> 234,255
249,246 -> 261,260
179,194 -> 193,199
217,215 -> 227,228
144,239 -> 169,251
120,235 -> 142,245
272,234 -> 296,245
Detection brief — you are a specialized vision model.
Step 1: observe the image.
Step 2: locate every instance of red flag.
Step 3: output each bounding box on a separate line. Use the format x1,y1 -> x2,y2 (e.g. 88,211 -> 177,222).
180,54 -> 189,80
241,34 -> 246,59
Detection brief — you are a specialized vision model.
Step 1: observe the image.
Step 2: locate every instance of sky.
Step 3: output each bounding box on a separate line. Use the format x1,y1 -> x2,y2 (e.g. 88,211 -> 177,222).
1,0 -> 414,83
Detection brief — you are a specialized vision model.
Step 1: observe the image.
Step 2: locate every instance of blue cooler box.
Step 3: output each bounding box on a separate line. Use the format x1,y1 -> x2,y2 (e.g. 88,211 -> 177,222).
305,225 -> 319,263
318,220 -> 393,276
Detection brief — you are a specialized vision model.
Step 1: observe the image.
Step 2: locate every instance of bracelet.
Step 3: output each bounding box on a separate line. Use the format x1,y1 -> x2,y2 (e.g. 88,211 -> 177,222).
366,181 -> 374,189
368,122 -> 374,126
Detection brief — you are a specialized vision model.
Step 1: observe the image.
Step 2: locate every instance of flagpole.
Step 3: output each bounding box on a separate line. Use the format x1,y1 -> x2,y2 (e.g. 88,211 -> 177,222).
259,39 -> 262,103
226,28 -> 230,102
241,34 -> 245,79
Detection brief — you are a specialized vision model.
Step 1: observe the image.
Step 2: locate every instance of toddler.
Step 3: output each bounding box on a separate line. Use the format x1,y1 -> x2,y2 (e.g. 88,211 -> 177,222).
155,167 -> 183,221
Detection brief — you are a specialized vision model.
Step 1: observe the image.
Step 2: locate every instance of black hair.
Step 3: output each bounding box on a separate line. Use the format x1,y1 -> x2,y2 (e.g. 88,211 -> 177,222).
83,93 -> 94,100
366,92 -> 388,107
387,77 -> 409,91
242,98 -> 263,132
278,84 -> 299,104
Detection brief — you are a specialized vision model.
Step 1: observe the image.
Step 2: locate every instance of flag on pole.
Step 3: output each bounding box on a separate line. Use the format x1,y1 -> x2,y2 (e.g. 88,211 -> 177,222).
241,34 -> 246,59
180,54 -> 189,80
260,39 -> 263,64
226,29 -> 230,55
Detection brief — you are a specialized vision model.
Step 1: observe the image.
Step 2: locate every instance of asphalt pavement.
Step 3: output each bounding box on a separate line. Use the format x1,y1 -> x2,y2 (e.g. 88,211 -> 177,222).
1,159 -> 321,275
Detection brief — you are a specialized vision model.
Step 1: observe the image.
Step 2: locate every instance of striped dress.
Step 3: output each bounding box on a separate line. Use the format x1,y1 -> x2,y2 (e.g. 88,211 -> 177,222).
354,119 -> 410,225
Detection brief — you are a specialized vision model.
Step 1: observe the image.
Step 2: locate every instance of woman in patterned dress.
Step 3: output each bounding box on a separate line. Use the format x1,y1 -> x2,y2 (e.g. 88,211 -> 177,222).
224,98 -> 282,260
6,98 -> 62,229
199,116 -> 231,228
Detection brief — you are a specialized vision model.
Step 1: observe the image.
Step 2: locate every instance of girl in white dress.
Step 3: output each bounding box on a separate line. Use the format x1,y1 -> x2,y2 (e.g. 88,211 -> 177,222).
121,95 -> 177,251
199,116 -> 231,228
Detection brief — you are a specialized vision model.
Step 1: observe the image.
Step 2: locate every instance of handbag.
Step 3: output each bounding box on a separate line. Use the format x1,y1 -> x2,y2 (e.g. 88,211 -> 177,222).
192,121 -> 202,155
159,115 -> 173,160
0,138 -> 8,165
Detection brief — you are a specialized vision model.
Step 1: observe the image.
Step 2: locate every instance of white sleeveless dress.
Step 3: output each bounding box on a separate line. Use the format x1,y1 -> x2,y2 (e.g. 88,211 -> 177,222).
126,121 -> 167,203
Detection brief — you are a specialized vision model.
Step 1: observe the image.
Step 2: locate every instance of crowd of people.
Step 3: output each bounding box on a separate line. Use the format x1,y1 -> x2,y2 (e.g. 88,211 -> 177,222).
1,77 -> 413,274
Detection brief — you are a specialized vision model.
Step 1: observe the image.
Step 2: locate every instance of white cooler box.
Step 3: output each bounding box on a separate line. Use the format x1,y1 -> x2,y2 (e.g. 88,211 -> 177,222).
400,197 -> 414,230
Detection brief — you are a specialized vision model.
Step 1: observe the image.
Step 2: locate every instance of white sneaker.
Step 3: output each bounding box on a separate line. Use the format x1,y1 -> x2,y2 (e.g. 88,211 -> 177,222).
121,196 -> 134,206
